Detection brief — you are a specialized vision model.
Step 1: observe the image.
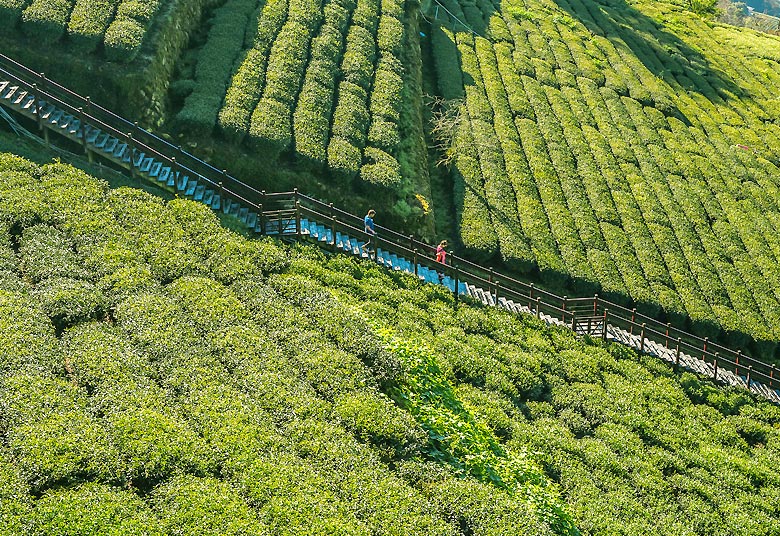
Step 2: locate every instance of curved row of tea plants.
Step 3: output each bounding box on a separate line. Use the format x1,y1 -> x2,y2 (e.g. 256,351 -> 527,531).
430,0 -> 780,354
175,0 -> 410,189
1,153 -> 779,535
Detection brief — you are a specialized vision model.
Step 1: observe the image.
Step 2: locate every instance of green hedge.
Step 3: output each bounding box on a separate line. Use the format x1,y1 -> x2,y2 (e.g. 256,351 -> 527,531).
20,0 -> 74,44
263,21 -> 313,106
103,16 -> 145,62
360,147 -> 402,187
327,137 -> 362,181
248,98 -> 292,156
66,0 -> 118,51
175,0 -> 257,137
218,50 -> 269,143
27,483 -> 162,535
331,82 -> 369,146
341,24 -> 376,89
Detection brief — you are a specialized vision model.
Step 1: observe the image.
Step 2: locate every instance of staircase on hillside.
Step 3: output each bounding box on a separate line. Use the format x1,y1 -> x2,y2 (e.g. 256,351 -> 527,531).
1,66 -> 779,405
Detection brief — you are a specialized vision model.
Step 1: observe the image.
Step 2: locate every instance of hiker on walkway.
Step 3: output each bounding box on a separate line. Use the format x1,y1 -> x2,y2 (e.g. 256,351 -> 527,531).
361,209 -> 376,255
436,240 -> 448,283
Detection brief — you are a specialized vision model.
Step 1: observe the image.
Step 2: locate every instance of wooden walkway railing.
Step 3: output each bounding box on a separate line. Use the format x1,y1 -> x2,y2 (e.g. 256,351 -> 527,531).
0,52 -> 778,401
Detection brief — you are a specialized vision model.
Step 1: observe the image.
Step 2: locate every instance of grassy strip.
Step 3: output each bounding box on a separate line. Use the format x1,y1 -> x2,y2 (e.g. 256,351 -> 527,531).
375,326 -> 580,536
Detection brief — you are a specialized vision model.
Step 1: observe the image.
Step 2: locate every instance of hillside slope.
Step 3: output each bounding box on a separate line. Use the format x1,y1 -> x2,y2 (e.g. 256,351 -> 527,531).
429,0 -> 780,353
1,154 -> 780,535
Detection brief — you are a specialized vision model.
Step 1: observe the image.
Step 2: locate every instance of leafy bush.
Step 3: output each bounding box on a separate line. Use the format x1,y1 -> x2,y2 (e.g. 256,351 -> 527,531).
360,147 -> 402,187
103,16 -> 145,62
67,0 -> 118,51
152,475 -> 266,535
327,137 -> 362,180
26,483 -> 162,536
33,277 -> 106,329
20,0 -> 73,44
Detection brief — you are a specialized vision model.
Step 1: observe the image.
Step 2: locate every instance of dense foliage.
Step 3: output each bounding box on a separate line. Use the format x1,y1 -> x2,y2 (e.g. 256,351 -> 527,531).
430,0 -> 780,353
0,154 -> 779,534
176,0 -> 413,190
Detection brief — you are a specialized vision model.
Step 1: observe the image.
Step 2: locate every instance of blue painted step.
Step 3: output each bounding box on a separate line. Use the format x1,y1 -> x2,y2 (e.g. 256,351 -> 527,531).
193,184 -> 205,201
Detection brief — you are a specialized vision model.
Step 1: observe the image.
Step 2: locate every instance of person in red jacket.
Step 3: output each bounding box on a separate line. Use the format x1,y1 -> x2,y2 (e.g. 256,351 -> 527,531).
436,240 -> 448,283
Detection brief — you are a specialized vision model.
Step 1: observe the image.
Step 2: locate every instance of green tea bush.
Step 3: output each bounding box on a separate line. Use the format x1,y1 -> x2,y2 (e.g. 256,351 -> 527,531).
335,390 -> 426,458
33,277 -> 105,329
66,0 -> 118,51
20,0 -> 73,44
0,291 -> 60,374
103,16 -> 145,62
262,21 -> 312,106
27,483 -> 162,536
152,475 -> 266,535
361,147 -> 402,187
331,82 -> 370,145
248,98 -> 292,155
327,136 -> 363,180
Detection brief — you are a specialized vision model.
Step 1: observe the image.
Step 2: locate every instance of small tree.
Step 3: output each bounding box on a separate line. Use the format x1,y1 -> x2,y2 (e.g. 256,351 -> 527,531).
425,95 -> 464,168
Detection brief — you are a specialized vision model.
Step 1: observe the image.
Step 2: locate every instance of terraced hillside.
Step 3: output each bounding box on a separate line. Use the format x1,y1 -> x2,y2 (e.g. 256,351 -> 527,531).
1,153 -> 780,535
429,0 -> 780,351
0,0 -> 433,226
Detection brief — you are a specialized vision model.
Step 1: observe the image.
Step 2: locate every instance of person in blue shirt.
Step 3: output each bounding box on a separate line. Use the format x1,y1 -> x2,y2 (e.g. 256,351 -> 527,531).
361,209 -> 376,255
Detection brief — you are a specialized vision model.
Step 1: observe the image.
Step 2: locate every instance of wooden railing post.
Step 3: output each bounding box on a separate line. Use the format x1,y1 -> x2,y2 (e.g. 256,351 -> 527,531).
735,350 -> 741,376
494,280 -> 500,307
747,366 -> 753,389
675,338 -> 681,370
640,322 -> 646,353
127,132 -> 135,178
593,293 -> 599,315
713,352 -> 719,381
453,262 -> 459,303
702,337 -> 708,361
258,202 -> 264,235
536,297 -> 541,319
602,309 -> 608,342
259,190 -> 266,234
330,214 -> 338,249
295,201 -> 301,237
170,157 -> 178,192
571,314 -> 577,331
771,365 -> 777,390
78,106 -> 88,155
562,295 -> 567,322
409,234 -> 414,250
221,170 -> 228,206
629,308 -> 636,335
665,323 -> 671,349
413,249 -> 418,277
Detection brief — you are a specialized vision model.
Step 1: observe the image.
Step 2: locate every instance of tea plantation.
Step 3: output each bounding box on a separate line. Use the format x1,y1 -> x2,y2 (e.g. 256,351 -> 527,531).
1,153 -> 779,535
429,0 -> 780,350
